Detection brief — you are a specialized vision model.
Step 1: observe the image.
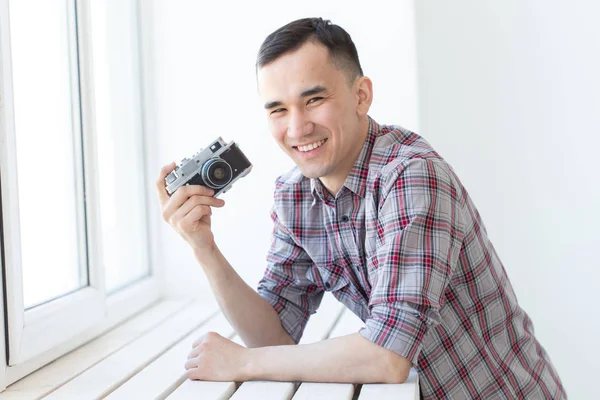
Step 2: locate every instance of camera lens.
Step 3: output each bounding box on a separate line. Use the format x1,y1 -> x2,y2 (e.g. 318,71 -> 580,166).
201,158 -> 232,189
213,167 -> 226,180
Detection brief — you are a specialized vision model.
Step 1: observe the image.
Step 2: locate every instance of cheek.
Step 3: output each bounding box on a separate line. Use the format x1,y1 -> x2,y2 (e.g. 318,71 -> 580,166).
269,119 -> 287,145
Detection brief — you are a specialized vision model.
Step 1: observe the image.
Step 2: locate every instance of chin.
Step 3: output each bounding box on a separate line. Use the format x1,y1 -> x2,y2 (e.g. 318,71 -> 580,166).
297,165 -> 329,179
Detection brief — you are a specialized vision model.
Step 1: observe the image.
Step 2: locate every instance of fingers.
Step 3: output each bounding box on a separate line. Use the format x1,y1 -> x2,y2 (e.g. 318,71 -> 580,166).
184,358 -> 197,370
161,185 -> 224,225
192,333 -> 207,348
188,347 -> 200,359
155,162 -> 176,206
177,205 -> 211,232
169,194 -> 225,226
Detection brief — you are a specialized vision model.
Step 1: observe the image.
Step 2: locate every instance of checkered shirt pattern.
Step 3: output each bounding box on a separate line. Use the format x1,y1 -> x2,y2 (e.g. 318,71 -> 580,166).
257,117 -> 566,399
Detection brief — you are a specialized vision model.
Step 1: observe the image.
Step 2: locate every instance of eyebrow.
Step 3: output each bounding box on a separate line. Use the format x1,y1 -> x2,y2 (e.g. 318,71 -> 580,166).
263,85 -> 328,110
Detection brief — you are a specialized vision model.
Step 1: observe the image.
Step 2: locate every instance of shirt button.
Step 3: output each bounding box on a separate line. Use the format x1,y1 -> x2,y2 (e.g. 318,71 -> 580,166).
340,215 -> 350,223
325,282 -> 331,289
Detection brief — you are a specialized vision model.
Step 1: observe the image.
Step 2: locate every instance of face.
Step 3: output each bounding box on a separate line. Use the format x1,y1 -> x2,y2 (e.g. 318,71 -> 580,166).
257,41 -> 372,189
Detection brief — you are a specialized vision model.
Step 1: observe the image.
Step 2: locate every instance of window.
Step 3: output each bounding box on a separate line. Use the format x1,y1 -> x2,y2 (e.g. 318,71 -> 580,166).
0,0 -> 160,385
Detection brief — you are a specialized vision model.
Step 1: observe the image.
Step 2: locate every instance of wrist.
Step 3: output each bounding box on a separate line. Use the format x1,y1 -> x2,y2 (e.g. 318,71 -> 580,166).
192,242 -> 219,266
241,347 -> 264,381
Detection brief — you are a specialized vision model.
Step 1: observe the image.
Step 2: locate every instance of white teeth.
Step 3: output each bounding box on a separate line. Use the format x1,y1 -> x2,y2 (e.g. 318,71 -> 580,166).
298,139 -> 325,152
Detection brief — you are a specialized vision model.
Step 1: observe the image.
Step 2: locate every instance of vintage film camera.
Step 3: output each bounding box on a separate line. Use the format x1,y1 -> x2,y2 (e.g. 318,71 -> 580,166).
165,138 -> 252,197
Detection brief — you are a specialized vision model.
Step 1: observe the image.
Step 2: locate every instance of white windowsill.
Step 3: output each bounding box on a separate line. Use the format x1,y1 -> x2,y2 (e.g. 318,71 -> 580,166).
0,295 -> 419,400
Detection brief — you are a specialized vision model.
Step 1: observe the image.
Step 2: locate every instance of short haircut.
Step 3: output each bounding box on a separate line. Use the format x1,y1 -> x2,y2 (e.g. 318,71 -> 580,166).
256,17 -> 364,84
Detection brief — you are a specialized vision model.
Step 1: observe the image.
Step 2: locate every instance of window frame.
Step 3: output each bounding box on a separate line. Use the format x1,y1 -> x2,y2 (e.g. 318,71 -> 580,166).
0,0 -> 163,388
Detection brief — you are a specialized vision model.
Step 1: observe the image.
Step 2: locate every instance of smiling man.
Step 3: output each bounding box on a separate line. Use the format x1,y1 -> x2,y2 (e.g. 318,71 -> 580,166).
157,18 -> 566,399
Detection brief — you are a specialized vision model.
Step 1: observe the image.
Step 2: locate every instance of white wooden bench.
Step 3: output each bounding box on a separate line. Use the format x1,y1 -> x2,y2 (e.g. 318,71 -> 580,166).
0,295 -> 419,400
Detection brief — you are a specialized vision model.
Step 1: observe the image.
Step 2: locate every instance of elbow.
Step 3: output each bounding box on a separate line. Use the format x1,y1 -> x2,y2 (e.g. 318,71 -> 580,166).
383,354 -> 411,384
387,367 -> 410,384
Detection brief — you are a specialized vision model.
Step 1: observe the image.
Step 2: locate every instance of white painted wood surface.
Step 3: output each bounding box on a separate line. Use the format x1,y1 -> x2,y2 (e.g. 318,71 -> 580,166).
167,381 -> 238,400
0,300 -> 189,400
292,383 -> 355,400
42,301 -> 218,400
360,369 -> 420,400
106,313 -> 236,400
0,296 -> 420,400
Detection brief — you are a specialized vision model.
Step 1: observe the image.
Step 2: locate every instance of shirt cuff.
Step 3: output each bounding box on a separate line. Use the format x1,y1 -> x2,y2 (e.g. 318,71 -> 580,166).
257,289 -> 309,344
359,303 -> 429,365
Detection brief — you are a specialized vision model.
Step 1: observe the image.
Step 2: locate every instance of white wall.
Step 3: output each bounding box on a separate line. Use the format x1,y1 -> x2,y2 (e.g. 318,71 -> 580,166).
414,1 -> 600,398
144,1 -> 419,293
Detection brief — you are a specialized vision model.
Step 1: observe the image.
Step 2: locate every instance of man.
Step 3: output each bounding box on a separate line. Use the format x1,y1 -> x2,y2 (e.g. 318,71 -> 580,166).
156,18 -> 566,399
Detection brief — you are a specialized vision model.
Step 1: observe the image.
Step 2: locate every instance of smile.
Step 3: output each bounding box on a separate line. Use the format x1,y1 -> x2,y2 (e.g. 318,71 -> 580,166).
294,139 -> 327,152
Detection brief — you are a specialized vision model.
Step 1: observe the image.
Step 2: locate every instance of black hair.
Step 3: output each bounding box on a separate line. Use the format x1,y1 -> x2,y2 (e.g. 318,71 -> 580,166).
256,17 -> 363,83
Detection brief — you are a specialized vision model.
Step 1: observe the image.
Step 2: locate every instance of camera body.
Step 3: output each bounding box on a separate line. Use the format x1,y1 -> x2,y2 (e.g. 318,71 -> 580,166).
165,137 -> 252,197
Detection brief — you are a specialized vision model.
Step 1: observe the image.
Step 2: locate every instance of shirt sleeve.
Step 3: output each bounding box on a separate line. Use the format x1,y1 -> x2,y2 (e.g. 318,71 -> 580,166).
359,158 -> 465,364
257,206 -> 324,344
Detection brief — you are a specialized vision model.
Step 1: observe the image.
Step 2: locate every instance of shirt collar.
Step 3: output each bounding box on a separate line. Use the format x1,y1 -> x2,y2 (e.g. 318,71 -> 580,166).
310,116 -> 380,201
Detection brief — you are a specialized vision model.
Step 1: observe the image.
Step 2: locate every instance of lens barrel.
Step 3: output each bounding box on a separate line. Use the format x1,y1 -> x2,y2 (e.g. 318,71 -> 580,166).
201,158 -> 233,189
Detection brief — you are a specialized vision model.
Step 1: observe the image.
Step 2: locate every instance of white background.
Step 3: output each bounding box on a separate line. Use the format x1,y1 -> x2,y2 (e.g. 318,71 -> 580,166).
144,1 -> 597,398
414,1 -> 599,399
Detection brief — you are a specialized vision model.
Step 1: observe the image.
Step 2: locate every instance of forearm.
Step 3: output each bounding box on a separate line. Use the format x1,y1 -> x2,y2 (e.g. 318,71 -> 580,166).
244,332 -> 411,384
194,244 -> 294,348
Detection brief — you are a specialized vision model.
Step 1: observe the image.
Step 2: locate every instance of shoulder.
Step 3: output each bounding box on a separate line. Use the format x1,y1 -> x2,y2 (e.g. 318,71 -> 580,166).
368,125 -> 457,198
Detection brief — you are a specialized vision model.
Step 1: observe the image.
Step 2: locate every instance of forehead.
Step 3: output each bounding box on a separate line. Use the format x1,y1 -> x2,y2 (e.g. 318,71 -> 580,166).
257,41 -> 345,99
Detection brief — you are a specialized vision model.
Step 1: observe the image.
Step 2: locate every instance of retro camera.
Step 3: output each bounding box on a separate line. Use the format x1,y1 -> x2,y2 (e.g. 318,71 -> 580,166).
165,137 -> 252,197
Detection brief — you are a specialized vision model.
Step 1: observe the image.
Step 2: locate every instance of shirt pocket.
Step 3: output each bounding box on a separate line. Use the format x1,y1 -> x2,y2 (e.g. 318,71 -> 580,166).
306,263 -> 349,293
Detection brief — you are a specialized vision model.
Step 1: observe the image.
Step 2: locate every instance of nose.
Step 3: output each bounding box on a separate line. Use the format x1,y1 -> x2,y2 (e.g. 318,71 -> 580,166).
287,110 -> 314,140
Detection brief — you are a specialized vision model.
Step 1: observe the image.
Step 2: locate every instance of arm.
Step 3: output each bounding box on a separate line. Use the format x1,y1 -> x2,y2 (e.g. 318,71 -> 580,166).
156,163 -> 293,348
358,158 -> 465,365
185,331 -> 410,383
244,332 -> 411,383
197,203 -> 324,348
194,244 -> 295,348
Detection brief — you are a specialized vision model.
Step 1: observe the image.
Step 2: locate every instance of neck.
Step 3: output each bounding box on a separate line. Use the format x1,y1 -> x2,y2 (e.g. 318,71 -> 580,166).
320,117 -> 370,196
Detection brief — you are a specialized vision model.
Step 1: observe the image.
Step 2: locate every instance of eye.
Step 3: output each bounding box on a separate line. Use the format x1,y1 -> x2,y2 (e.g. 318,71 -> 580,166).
307,97 -> 323,105
270,108 -> 286,115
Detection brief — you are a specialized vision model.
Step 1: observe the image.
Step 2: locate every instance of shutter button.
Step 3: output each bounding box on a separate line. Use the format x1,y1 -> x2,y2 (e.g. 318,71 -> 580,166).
340,215 -> 350,223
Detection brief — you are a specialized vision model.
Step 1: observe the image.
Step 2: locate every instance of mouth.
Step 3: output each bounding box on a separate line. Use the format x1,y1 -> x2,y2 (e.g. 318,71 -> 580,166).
292,138 -> 328,155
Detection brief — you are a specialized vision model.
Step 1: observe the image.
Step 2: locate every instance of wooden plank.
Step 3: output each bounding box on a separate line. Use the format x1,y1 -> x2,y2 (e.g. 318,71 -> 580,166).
359,369 -> 419,400
292,383 -> 355,400
166,380 -> 238,400
230,381 -> 296,400
106,313 -> 236,400
0,299 -> 190,400
298,293 -> 344,344
42,300 -> 219,400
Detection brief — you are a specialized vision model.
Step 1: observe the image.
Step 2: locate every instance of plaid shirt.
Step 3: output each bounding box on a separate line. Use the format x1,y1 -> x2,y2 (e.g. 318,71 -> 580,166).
257,117 -> 565,399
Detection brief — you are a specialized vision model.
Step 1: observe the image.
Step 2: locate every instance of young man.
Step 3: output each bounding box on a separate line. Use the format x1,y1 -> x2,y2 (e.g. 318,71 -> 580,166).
156,18 -> 566,399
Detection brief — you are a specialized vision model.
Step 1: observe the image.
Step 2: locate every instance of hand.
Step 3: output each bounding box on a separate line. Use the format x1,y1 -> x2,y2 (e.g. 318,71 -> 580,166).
156,162 -> 225,251
185,332 -> 250,382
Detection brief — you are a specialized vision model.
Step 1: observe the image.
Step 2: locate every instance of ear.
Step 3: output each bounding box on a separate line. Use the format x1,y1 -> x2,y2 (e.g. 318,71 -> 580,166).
355,76 -> 373,116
